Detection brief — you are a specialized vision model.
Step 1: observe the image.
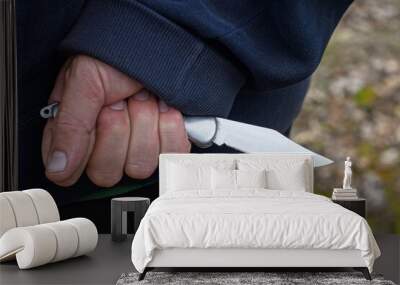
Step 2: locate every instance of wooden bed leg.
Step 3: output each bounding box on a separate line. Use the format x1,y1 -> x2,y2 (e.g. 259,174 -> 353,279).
138,268 -> 147,281
354,267 -> 372,280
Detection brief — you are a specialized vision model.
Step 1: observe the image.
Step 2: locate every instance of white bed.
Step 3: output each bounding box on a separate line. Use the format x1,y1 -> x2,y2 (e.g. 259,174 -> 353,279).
131,153 -> 380,280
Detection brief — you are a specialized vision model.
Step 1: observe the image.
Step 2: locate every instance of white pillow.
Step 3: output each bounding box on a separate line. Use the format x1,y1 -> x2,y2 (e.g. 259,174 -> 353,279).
166,160 -> 236,192
167,163 -> 211,191
236,169 -> 267,189
211,169 -> 268,190
267,166 -> 306,191
237,159 -> 309,191
211,168 -> 236,190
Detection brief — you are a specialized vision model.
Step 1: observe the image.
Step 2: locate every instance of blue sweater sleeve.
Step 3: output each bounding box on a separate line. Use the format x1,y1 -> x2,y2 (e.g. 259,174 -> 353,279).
60,0 -> 352,117
141,0 -> 352,91
60,0 -> 245,117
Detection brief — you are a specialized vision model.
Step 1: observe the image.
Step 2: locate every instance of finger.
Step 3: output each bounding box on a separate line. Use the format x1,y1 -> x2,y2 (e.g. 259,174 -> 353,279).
92,58 -> 143,104
86,101 -> 130,187
158,100 -> 191,153
45,55 -> 142,185
125,91 -> 160,179
55,130 -> 95,187
45,55 -> 104,184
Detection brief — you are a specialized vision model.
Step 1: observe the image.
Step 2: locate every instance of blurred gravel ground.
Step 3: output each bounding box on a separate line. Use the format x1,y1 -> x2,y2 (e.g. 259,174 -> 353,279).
292,0 -> 400,233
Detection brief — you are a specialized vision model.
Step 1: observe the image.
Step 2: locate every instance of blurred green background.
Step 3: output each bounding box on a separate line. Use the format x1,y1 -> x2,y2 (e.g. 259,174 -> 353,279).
292,0 -> 400,234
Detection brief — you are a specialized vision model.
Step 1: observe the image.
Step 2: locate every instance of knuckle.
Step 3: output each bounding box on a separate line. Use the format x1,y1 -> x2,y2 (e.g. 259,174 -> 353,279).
159,120 -> 178,133
65,55 -> 105,106
167,109 -> 183,123
97,109 -> 129,131
128,97 -> 158,119
97,110 -> 114,129
160,136 -> 191,154
125,160 -> 156,179
65,55 -> 92,80
160,111 -> 183,132
69,55 -> 96,72
86,169 -> 121,188
82,83 -> 105,107
132,108 -> 155,124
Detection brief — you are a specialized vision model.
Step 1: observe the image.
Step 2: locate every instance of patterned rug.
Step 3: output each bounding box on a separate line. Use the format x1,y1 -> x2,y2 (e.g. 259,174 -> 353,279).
117,272 -> 395,285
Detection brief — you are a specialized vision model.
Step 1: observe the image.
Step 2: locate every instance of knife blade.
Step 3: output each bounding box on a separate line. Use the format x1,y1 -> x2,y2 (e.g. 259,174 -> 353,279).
184,116 -> 333,167
40,103 -> 333,167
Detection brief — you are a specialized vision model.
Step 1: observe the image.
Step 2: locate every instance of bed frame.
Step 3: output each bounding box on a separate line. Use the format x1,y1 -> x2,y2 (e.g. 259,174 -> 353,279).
141,248 -> 370,280
139,153 -> 372,280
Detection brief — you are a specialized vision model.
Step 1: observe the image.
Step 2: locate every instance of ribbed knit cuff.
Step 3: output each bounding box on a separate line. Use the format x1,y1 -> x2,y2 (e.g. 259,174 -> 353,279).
60,0 -> 245,117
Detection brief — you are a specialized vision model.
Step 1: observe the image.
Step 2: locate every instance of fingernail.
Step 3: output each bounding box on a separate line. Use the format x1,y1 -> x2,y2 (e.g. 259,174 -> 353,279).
110,100 -> 126,111
133,91 -> 149,101
47,151 -> 67,172
159,100 -> 169,113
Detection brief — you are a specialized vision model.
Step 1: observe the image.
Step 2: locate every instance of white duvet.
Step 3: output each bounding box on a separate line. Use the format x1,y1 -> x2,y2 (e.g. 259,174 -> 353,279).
131,190 -> 380,273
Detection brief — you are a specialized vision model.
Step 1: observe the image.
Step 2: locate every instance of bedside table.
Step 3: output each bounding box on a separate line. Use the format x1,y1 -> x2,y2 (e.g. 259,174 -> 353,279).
111,197 -> 150,242
332,198 -> 366,218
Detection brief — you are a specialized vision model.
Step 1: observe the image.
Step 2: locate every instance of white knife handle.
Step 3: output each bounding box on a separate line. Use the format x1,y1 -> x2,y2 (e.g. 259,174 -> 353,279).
183,116 -> 217,148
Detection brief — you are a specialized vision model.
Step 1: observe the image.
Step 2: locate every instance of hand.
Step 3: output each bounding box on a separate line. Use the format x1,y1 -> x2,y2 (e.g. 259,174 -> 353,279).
42,55 -> 191,187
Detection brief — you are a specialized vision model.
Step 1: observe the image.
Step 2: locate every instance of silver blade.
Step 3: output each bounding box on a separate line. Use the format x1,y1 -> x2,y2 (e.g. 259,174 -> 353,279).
184,116 -> 333,167
213,118 -> 333,167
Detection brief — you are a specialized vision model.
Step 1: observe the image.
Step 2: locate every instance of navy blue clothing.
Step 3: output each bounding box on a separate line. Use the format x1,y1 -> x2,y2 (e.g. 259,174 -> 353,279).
17,0 -> 351,205
61,0 -> 351,122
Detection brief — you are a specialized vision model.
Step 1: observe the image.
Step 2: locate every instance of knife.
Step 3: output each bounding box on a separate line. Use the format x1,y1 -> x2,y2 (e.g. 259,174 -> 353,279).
183,116 -> 333,167
40,103 -> 333,167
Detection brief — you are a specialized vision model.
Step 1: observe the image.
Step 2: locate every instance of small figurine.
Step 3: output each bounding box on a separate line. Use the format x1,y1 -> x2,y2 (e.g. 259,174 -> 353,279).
343,157 -> 352,189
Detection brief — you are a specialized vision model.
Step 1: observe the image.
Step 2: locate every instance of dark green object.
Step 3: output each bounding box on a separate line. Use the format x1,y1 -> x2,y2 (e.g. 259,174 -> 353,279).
78,177 -> 156,202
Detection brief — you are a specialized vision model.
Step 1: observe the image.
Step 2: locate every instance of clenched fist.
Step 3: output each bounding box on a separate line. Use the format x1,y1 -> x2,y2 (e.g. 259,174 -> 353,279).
42,55 -> 190,187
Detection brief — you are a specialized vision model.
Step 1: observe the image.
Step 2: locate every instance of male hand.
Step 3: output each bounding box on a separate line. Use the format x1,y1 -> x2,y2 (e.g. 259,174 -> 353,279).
42,55 -> 191,187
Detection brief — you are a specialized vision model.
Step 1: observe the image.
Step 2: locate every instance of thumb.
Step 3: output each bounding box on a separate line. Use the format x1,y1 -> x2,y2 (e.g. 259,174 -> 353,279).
45,55 -> 142,186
